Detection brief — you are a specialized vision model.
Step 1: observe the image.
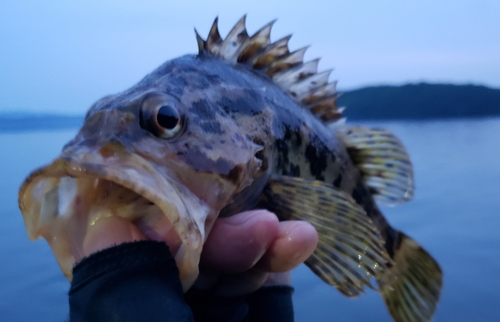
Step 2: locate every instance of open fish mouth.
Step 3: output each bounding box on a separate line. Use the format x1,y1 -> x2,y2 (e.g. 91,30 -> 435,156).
18,143 -> 210,289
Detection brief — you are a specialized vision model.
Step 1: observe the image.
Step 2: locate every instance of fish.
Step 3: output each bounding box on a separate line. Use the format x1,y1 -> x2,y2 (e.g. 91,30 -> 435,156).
18,16 -> 442,322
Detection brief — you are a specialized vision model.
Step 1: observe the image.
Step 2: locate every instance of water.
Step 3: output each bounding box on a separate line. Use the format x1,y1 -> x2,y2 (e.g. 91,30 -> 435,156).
1,119 -> 499,321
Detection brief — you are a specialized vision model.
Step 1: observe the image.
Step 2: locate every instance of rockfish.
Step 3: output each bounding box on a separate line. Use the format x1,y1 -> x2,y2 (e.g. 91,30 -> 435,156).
18,16 -> 442,322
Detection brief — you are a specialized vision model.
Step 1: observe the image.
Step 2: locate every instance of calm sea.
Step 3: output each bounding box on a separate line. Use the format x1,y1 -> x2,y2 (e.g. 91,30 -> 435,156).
1,118 -> 499,321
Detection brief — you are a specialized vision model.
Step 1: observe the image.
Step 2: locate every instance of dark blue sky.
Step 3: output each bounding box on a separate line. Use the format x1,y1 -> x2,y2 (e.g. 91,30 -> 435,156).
1,0 -> 499,114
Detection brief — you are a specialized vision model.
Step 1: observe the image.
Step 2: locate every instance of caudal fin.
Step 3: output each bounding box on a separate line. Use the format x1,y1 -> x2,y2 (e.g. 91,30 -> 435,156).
378,231 -> 442,322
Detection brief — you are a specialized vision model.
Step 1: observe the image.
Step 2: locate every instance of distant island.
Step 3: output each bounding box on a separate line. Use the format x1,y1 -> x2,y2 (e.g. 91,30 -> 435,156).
338,83 -> 500,120
1,83 -> 499,132
0,113 -> 83,133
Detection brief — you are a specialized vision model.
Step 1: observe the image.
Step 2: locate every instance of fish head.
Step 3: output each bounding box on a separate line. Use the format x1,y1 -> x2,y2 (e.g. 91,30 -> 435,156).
18,57 -> 266,290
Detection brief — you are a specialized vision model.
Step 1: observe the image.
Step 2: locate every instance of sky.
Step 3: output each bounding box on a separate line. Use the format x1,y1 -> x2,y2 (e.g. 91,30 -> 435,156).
1,0 -> 499,115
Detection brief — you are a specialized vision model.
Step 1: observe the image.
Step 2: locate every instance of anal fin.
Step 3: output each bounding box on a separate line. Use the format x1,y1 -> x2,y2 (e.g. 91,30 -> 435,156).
262,176 -> 391,297
337,126 -> 414,205
378,231 -> 443,322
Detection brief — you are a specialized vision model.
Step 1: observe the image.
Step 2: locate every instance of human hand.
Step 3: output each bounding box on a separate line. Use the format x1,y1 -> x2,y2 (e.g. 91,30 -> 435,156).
194,210 -> 318,296
80,210 -> 318,296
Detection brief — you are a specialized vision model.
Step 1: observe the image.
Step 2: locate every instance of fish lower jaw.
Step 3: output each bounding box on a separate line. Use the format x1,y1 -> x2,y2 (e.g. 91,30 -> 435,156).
19,171 -> 197,285
86,177 -> 184,254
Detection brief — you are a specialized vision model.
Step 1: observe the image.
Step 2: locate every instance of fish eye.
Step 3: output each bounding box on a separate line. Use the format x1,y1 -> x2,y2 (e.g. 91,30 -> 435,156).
155,104 -> 182,137
140,93 -> 184,139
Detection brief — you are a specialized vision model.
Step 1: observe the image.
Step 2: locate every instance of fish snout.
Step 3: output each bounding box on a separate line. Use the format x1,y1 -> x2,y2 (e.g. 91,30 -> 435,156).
18,141 -> 211,290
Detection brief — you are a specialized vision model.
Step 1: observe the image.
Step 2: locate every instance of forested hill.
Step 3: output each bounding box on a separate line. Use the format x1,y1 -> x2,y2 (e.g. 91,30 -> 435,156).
338,83 -> 500,120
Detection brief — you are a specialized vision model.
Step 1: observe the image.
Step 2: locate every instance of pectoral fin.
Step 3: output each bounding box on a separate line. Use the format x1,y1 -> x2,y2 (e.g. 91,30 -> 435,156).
337,126 -> 414,205
262,176 -> 391,297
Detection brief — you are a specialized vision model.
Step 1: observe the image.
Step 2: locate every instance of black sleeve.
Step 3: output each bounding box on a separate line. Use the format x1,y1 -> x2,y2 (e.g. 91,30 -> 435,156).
69,240 -> 295,322
184,287 -> 249,322
69,240 -> 195,322
185,283 -> 295,322
248,286 -> 295,322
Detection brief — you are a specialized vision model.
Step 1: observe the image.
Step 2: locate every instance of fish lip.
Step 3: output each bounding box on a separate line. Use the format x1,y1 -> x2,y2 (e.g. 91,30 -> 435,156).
18,143 -> 208,285
20,152 -> 203,248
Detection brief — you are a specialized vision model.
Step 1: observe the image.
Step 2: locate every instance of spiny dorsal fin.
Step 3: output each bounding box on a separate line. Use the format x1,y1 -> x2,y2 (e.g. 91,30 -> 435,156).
196,16 -> 342,124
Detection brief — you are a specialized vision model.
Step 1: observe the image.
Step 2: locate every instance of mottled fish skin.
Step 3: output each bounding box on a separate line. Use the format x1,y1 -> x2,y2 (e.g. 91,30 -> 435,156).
22,52 -> 391,270
267,121 -> 396,255
77,54 -> 275,210
152,55 -> 395,253
138,52 -> 396,273
80,53 -> 364,212
157,54 -> 396,256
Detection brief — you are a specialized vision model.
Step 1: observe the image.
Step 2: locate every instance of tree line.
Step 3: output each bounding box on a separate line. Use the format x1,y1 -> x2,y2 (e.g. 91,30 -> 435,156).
338,83 -> 500,120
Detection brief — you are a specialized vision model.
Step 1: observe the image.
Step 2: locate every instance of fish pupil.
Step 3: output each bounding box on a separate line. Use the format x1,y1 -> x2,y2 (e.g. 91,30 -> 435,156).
157,105 -> 179,129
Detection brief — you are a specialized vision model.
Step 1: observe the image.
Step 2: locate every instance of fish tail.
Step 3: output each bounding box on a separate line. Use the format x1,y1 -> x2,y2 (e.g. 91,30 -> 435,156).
377,230 -> 443,322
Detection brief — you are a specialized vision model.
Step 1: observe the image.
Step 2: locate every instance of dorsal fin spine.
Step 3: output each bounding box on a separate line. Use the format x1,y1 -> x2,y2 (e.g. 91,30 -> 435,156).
236,20 -> 275,63
206,17 -> 222,54
272,59 -> 320,88
290,70 -> 333,101
194,29 -> 205,54
264,46 -> 309,76
196,16 -> 343,123
251,35 -> 292,69
292,80 -> 337,104
220,15 -> 249,60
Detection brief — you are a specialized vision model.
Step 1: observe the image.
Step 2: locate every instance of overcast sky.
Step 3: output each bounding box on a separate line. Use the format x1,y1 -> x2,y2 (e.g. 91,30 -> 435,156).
1,0 -> 499,114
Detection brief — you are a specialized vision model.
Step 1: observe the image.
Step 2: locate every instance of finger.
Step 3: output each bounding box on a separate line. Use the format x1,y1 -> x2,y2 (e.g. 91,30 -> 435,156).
262,272 -> 291,286
134,214 -> 182,256
81,216 -> 146,261
257,220 -> 318,272
200,210 -> 280,273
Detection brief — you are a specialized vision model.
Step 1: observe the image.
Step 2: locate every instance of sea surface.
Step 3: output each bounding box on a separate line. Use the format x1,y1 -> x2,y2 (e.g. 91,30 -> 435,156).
1,118 -> 499,321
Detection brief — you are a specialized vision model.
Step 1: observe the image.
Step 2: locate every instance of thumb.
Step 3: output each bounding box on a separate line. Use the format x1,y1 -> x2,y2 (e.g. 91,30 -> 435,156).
81,216 -> 147,260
